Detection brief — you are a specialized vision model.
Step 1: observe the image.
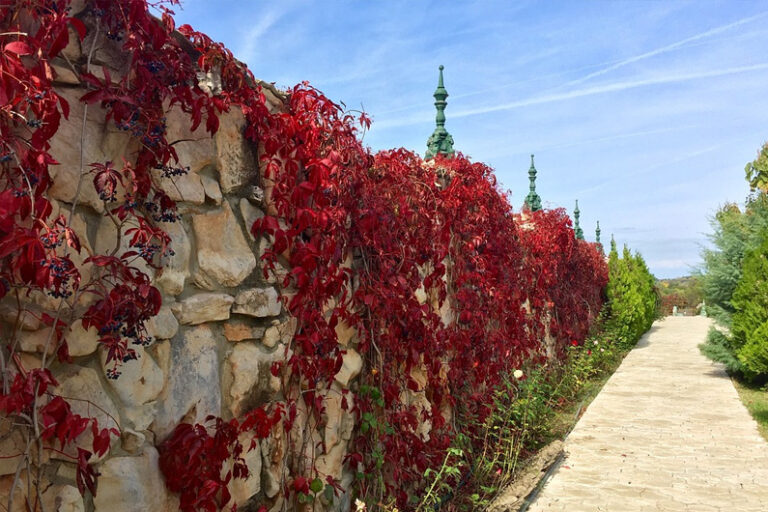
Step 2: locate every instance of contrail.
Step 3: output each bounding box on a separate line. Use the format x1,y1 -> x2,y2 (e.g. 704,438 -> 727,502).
451,63 -> 768,119
378,11 -> 768,119
542,125 -> 696,151
564,11 -> 768,87
238,7 -> 286,63
575,143 -> 722,197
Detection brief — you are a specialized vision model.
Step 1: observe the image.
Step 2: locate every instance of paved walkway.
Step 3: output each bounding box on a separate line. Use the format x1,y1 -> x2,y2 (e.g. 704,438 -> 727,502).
527,316 -> 768,512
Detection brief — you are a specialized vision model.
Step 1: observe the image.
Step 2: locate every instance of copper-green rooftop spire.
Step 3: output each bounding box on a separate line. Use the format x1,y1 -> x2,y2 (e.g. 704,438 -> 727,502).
574,200 -> 584,240
523,154 -> 542,211
596,221 -> 603,253
425,65 -> 455,159
610,234 -> 617,253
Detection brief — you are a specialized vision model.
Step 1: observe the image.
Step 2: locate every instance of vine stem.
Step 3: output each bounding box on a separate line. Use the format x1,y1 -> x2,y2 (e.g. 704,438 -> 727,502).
67,19 -> 99,226
8,18 -> 103,512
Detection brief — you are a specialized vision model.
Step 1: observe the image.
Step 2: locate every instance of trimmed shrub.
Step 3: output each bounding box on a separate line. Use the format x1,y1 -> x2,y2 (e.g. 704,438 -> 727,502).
605,242 -> 659,346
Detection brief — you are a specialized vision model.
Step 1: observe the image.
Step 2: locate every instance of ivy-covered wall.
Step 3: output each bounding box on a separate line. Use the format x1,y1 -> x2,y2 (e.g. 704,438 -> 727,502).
0,2 -> 608,511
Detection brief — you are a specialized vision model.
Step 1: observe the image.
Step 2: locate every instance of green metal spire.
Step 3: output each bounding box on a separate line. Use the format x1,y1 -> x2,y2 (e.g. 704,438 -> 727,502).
610,234 -> 617,253
596,221 -> 603,253
574,200 -> 584,240
425,65 -> 455,159
523,154 -> 542,212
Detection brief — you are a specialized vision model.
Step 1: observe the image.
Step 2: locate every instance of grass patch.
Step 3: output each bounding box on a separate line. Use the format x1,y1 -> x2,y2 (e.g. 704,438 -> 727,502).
732,378 -> 768,442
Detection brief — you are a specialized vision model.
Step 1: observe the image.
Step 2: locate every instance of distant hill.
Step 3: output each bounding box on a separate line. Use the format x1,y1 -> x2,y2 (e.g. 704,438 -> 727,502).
657,275 -> 704,315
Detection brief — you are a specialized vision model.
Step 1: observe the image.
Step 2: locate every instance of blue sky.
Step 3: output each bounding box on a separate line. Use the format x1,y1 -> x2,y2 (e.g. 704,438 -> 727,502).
169,0 -> 768,278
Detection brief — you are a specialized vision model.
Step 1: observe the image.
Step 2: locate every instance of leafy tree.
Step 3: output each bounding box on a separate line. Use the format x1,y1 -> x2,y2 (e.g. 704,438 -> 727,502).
657,276 -> 704,314
745,141 -> 768,193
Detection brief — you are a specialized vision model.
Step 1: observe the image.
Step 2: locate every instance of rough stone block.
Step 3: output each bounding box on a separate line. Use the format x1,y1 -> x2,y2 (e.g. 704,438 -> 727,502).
262,317 -> 297,348
226,342 -> 283,417
92,448 -> 170,512
152,169 -> 205,204
233,287 -> 281,318
152,325 -> 221,441
201,174 -> 223,204
101,345 -> 164,407
67,319 -> 100,357
53,366 -> 121,462
156,220 -> 191,296
48,88 -> 136,212
146,304 -> 180,340
223,320 -> 266,342
43,484 -> 84,512
334,348 -> 362,388
171,293 -> 234,325
239,197 -> 264,241
193,202 -> 257,289
230,434 -> 262,505
215,109 -> 257,193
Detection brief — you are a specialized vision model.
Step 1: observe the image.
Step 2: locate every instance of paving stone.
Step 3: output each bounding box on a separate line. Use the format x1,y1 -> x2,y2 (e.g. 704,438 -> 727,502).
526,317 -> 768,512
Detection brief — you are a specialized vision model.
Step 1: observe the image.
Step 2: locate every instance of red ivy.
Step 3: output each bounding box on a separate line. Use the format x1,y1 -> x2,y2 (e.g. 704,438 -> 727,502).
1,1 -> 609,510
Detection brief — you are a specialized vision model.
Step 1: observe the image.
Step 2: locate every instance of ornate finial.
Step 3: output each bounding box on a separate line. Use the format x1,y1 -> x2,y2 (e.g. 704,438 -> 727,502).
524,154 -> 542,211
610,234 -> 617,253
596,221 -> 603,253
574,200 -> 584,240
425,65 -> 455,159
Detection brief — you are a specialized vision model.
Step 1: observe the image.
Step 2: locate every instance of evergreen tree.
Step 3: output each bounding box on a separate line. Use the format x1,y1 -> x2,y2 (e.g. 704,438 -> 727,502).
699,193 -> 768,378
605,242 -> 658,345
732,238 -> 768,376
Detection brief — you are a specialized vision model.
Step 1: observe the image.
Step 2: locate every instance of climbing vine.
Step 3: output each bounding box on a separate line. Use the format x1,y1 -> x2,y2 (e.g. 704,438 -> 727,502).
1,1 -> 609,511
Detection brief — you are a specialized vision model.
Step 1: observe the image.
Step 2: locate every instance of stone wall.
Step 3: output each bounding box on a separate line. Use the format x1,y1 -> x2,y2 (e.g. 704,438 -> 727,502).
0,6 -> 586,510
0,25 -> 336,511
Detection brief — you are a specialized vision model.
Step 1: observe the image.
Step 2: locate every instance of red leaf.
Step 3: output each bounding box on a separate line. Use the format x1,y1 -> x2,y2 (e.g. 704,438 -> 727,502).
69,17 -> 87,41
56,340 -> 72,363
205,108 -> 219,134
49,26 -> 70,57
75,448 -> 97,496
91,423 -> 112,457
4,41 -> 33,55
57,93 -> 70,119
292,476 -> 309,494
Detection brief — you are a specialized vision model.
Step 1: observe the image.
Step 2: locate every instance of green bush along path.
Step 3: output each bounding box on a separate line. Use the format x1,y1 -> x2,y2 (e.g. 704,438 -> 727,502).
526,317 -> 768,512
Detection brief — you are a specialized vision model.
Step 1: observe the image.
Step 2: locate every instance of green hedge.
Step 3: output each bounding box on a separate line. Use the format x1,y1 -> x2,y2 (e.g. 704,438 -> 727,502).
605,241 -> 659,346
